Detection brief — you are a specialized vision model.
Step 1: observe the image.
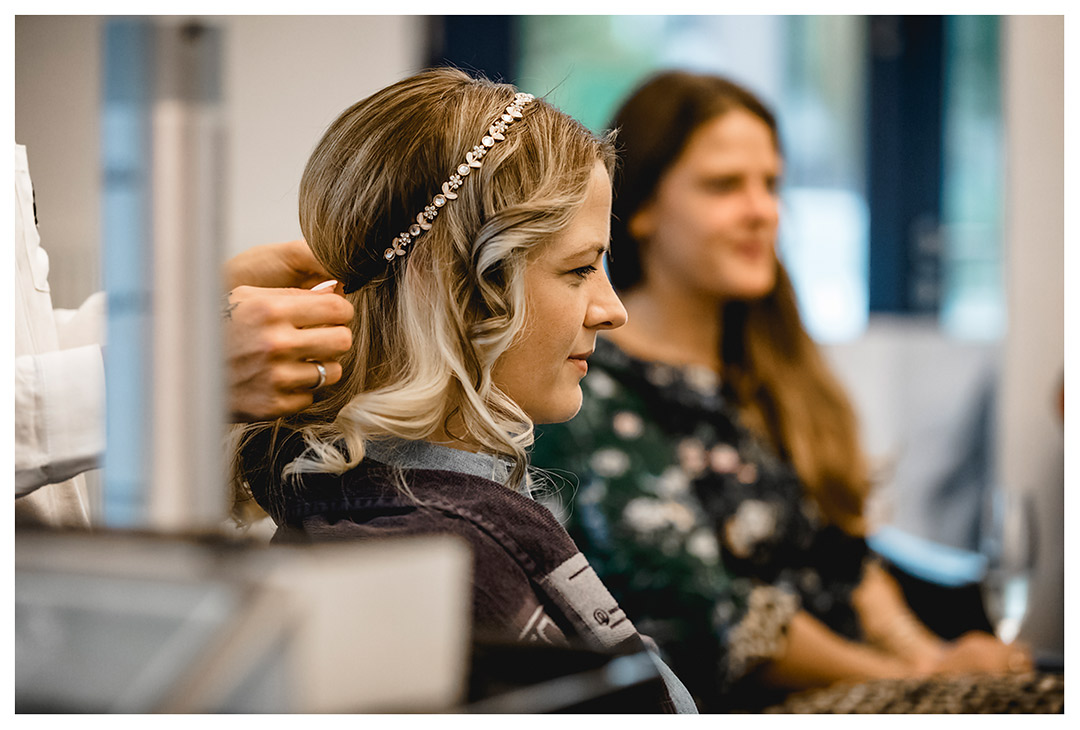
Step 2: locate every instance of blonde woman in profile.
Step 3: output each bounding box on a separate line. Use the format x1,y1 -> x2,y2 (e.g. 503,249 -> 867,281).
231,68 -> 695,713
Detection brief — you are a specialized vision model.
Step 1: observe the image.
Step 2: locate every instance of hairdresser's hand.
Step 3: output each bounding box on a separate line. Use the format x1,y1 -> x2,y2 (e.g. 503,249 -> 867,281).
225,239 -> 330,290
225,283 -> 353,422
928,631 -> 1033,676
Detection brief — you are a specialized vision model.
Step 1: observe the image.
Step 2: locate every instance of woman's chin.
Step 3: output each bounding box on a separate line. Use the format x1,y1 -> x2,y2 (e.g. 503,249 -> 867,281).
528,389 -> 583,426
724,271 -> 777,301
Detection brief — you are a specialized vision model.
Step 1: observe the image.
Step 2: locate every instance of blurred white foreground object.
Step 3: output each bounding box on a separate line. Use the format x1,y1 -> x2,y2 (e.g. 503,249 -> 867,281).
15,530 -> 471,712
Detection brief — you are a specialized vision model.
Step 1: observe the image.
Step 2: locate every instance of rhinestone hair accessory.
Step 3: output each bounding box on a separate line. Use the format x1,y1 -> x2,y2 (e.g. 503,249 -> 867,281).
383,91 -> 536,263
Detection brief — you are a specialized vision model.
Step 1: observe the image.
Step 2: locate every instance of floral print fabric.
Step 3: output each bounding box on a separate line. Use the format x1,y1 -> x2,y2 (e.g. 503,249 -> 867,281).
531,337 -> 868,708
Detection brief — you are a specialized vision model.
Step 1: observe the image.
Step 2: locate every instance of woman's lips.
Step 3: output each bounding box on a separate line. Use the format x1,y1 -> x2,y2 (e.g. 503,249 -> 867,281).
733,239 -> 774,260
568,350 -> 592,375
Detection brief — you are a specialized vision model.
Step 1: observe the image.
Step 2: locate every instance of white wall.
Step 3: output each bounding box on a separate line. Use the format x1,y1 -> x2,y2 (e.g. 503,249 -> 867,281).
218,16 -> 425,256
998,14 -> 1064,655
14,16 -> 104,310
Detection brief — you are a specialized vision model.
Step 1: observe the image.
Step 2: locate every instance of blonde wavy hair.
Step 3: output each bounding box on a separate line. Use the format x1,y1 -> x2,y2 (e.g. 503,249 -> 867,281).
232,68 -> 615,519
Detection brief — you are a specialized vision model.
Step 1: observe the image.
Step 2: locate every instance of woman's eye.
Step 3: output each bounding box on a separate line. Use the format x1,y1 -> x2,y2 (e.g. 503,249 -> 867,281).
705,177 -> 740,193
571,265 -> 597,280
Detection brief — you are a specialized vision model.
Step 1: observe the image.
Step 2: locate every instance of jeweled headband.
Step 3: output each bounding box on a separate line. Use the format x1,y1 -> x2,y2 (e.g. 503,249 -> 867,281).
382,91 -> 536,264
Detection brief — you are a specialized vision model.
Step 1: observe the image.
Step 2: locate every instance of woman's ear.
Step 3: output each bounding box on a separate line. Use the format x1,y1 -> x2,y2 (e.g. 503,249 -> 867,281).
627,200 -> 656,242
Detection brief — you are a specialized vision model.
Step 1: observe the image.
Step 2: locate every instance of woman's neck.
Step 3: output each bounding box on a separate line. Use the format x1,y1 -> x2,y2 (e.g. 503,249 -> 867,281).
607,282 -> 724,372
427,420 -> 483,454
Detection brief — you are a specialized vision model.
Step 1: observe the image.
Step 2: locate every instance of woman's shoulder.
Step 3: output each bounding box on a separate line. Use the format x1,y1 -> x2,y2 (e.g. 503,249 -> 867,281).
281,465 -> 586,648
288,464 -> 582,579
406,468 -> 582,575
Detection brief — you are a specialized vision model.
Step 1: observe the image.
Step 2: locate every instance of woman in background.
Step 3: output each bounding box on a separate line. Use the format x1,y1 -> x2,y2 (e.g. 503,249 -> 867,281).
532,70 -> 1028,711
232,67 -> 695,712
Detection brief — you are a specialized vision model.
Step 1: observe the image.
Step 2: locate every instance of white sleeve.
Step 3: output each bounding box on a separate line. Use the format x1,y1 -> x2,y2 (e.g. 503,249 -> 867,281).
53,290 -> 107,350
14,343 -> 106,496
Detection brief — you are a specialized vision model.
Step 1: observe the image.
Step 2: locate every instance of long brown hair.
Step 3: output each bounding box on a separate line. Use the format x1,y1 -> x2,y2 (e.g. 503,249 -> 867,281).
611,70 -> 869,534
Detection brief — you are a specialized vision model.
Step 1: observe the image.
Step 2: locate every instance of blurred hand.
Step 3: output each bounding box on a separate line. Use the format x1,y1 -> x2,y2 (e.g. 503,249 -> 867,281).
929,631 -> 1033,676
225,284 -> 353,421
225,239 -> 330,290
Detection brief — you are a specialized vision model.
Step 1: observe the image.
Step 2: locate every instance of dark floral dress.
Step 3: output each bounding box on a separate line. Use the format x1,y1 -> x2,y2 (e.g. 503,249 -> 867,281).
531,337 -> 870,710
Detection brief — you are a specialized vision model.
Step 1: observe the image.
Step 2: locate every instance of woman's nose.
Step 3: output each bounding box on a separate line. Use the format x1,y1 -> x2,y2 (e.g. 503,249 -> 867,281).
587,267 -> 628,331
745,181 -> 779,223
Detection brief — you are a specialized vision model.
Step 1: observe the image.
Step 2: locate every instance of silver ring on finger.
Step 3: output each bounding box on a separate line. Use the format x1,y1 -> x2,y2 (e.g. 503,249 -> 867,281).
308,360 -> 327,390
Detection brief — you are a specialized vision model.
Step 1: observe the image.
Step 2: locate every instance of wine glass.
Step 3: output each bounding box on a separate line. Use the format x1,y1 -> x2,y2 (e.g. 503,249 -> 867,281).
980,489 -> 1037,643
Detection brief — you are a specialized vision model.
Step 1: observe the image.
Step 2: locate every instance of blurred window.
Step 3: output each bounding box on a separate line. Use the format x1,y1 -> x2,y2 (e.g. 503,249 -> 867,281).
940,16 -> 1004,340
507,15 -> 1003,343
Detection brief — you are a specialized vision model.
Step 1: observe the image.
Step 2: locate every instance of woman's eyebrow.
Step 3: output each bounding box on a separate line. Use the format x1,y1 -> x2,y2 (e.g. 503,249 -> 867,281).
563,243 -> 610,262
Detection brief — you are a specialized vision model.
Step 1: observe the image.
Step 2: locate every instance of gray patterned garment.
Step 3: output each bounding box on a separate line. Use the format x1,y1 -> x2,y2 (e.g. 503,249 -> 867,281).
532,336 -> 870,711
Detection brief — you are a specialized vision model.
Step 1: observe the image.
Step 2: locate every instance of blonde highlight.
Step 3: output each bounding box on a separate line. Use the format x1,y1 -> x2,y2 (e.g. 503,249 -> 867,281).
231,68 -> 615,520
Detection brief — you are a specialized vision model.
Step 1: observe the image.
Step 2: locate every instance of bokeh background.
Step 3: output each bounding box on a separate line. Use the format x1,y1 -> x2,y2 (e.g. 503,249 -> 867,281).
14,14 -> 1065,659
